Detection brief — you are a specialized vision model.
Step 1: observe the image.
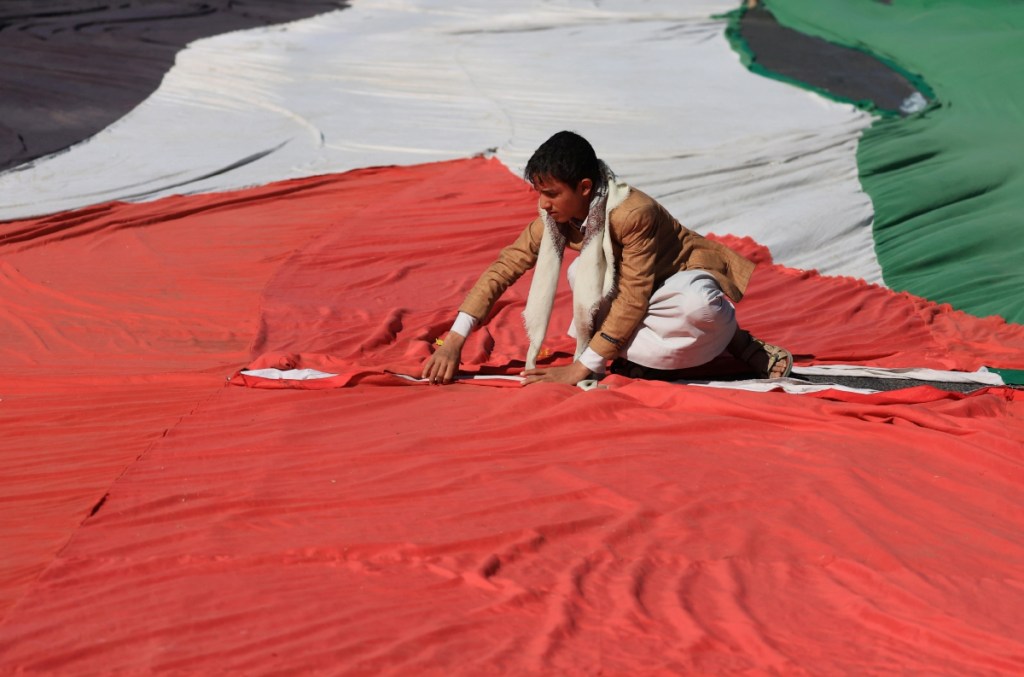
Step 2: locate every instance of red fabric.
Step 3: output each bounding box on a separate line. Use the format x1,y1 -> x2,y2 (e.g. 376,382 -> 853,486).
2,158 -> 1024,673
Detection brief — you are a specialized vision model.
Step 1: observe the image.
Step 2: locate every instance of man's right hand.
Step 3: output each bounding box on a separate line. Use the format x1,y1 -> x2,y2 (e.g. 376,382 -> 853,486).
421,331 -> 466,384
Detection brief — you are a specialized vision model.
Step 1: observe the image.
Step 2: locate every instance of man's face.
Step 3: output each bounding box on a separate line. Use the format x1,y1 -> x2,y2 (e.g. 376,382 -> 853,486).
532,174 -> 592,225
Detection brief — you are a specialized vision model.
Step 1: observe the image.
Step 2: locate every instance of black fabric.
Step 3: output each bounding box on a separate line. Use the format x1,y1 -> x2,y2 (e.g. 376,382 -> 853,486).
0,1 -> 348,173
739,6 -> 921,114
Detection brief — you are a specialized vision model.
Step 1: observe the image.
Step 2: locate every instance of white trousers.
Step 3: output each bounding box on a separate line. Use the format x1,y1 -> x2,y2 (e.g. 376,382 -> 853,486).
568,259 -> 737,370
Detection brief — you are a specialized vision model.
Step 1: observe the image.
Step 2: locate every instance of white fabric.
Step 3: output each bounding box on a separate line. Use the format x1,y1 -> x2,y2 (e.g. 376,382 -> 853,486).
241,365 -> 1003,393
578,347 -> 607,375
686,365 -> 1006,394
450,312 -> 477,338
391,373 -> 868,393
791,364 -> 1004,385
567,260 -> 737,370
390,373 -> 523,383
691,377 -> 880,395
241,368 -> 337,380
0,0 -> 881,284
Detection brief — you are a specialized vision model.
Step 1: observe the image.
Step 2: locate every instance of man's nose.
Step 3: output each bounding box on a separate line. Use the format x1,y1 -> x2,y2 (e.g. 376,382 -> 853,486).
539,197 -> 552,211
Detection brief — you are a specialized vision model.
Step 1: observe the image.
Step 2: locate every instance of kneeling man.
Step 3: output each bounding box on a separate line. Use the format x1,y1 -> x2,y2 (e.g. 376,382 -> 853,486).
422,131 -> 792,386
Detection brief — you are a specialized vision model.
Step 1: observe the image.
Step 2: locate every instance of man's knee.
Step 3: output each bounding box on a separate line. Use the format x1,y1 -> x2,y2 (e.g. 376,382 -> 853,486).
623,271 -> 736,369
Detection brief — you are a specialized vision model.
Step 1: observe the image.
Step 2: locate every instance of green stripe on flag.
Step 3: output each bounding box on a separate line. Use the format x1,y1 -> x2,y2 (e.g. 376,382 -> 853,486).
989,368 -> 1024,386
740,0 -> 1024,326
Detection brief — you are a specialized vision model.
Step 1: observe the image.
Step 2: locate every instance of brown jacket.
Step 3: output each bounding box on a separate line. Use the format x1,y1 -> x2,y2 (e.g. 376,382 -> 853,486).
460,188 -> 755,360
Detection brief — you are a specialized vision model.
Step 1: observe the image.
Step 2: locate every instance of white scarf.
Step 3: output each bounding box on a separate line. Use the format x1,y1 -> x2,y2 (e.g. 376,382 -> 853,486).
522,164 -> 630,368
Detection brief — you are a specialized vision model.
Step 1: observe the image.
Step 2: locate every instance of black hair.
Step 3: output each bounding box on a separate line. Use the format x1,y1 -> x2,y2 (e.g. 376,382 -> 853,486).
523,130 -> 602,188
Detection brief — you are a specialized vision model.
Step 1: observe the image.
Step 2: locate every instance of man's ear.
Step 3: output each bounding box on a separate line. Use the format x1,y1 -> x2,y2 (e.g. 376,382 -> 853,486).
578,178 -> 593,198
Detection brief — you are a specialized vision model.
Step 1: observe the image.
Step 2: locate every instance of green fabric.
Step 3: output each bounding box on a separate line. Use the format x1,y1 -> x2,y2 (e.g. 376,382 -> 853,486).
751,0 -> 1024,326
989,368 -> 1024,386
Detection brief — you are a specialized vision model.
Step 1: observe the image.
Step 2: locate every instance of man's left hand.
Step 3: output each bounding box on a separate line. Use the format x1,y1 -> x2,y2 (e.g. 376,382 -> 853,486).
521,361 -> 593,386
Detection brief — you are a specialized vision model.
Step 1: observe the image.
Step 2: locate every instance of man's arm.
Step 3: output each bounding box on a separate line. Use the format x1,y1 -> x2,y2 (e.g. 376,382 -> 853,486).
422,219 -> 544,384
421,327 -> 468,384
587,206 -> 659,362
458,218 -> 544,320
